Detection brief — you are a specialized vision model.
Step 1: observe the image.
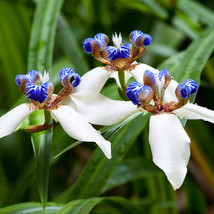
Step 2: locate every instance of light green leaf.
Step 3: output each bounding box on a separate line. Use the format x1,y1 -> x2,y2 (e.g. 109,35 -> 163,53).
28,0 -> 64,72
0,202 -> 62,214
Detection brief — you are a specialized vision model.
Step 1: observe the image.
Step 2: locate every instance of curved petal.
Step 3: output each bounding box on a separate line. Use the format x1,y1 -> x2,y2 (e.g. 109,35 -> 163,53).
163,79 -> 179,103
174,103 -> 214,123
110,71 -> 132,87
130,63 -> 159,84
71,90 -> 138,125
0,103 -> 34,138
149,113 -> 190,189
51,105 -> 111,159
75,67 -> 111,93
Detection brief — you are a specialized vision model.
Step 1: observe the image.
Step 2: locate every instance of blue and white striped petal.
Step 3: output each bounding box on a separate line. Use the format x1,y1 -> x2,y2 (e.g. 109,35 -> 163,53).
105,44 -> 131,61
94,33 -> 108,47
26,82 -> 52,103
129,30 -> 152,47
182,79 -> 198,94
59,67 -> 81,87
126,81 -> 144,105
15,70 -> 39,86
15,75 -> 31,86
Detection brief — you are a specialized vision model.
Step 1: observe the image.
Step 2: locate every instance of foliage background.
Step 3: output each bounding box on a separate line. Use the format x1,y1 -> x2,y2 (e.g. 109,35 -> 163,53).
0,0 -> 214,213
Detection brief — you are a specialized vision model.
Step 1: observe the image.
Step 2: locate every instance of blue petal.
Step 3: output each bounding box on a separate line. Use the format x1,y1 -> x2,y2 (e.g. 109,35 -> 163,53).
26,82 -> 51,103
59,67 -> 81,87
94,33 -> 108,47
105,44 -> 131,61
126,81 -> 144,105
177,84 -> 192,99
27,70 -> 39,83
130,30 -> 143,45
144,70 -> 156,86
158,69 -> 170,81
15,74 -> 31,86
182,79 -> 198,94
83,38 -> 96,53
142,34 -> 152,46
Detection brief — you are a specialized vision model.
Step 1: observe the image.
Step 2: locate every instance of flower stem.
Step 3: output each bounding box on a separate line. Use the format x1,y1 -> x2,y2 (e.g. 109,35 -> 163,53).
44,110 -> 51,125
118,70 -> 128,100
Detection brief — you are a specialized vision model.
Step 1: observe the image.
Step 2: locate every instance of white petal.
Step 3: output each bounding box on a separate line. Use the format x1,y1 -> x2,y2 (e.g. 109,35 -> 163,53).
0,104 -> 34,138
71,90 -> 138,125
75,67 -> 111,92
163,79 -> 179,103
110,71 -> 132,87
130,63 -> 159,84
149,113 -> 190,189
51,105 -> 111,159
174,103 -> 214,123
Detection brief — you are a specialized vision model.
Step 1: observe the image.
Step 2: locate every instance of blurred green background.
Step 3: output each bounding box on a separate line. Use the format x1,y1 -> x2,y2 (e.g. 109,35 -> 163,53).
0,0 -> 214,213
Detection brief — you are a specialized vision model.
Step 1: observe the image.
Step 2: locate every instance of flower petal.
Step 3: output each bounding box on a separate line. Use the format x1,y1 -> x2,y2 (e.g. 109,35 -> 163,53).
51,105 -> 111,159
71,90 -> 138,125
130,63 -> 159,84
75,67 -> 111,93
149,113 -> 190,189
0,104 -> 34,138
174,103 -> 214,123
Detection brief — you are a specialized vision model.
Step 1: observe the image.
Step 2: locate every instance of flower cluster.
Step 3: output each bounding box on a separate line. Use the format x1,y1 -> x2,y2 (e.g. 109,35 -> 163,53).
1,29 -> 214,191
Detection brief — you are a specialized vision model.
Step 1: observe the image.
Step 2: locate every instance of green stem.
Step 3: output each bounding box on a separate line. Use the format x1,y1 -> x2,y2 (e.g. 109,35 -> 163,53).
118,70 -> 128,100
44,110 -> 51,125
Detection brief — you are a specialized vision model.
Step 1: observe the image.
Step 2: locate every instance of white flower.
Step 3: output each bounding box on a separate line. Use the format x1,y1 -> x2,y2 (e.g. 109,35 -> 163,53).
79,67 -> 214,189
0,69 -> 115,159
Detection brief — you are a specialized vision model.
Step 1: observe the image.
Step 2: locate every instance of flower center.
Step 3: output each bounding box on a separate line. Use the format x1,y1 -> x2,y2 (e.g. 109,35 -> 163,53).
126,69 -> 198,114
83,30 -> 152,71
16,68 -> 81,110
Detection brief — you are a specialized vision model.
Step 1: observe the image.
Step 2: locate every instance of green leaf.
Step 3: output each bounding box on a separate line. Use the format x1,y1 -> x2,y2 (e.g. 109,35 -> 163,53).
56,16 -> 89,76
0,202 -> 62,214
55,113 -> 150,202
158,26 -> 214,84
28,0 -> 64,72
118,0 -> 168,19
102,157 -> 160,193
57,197 -> 141,214
178,0 -> 214,26
27,0 -> 64,210
0,1 -> 30,103
31,128 -> 53,211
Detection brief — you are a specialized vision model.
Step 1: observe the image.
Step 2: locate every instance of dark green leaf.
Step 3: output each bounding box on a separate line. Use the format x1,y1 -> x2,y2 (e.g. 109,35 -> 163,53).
102,157 -> 160,193
31,128 -> 53,211
57,197 -> 141,214
55,113 -> 150,202
28,0 -> 64,72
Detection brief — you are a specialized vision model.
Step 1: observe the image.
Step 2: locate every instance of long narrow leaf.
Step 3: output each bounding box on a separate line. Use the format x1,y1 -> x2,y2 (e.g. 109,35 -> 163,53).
27,0 -> 64,210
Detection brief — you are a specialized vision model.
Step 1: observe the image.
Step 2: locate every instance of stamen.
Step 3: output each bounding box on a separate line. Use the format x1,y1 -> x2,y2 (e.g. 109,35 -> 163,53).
39,71 -> 49,84
112,33 -> 122,48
